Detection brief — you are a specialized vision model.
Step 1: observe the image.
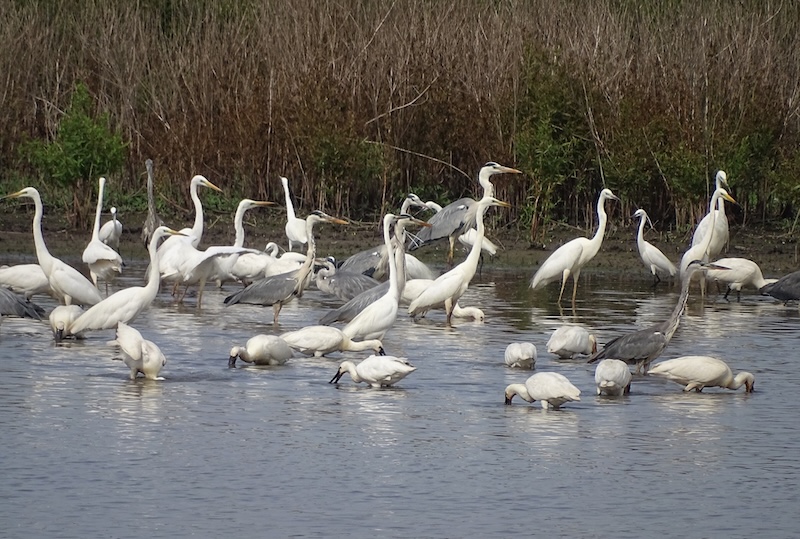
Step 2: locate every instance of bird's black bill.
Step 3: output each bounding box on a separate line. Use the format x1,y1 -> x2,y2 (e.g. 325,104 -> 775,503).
228,356 -> 237,368
329,370 -> 343,384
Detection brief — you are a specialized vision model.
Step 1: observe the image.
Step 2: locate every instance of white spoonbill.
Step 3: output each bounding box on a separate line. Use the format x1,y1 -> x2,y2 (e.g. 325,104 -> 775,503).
647,356 -> 754,393
504,342 -> 537,369
546,325 -> 597,359
2,187 -> 102,306
49,305 -> 85,342
594,359 -> 632,396
98,206 -> 123,251
329,355 -> 416,387
110,322 -> 167,380
691,170 -> 731,260
530,188 -> 620,303
82,177 -> 123,293
705,257 -> 776,300
633,208 -> 677,284
280,325 -> 383,357
409,196 -> 510,324
228,334 -> 294,367
504,372 -> 581,410
282,176 -> 307,251
67,227 -> 184,336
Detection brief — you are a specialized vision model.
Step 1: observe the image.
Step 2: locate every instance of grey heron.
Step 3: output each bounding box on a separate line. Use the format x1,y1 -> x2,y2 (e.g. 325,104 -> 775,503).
588,260 -> 728,373
141,158 -> 165,248
315,257 -> 380,301
530,188 -> 620,304
0,286 -> 45,319
223,210 -> 347,323
760,269 -> 800,304
407,162 -> 522,264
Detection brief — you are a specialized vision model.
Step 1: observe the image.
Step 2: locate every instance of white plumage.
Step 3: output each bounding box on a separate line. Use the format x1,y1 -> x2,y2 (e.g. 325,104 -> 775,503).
546,325 -> 597,359
691,170 -> 731,260
633,208 -> 677,283
504,342 -> 537,369
82,178 -> 123,293
329,355 -> 416,387
594,359 -> 632,396
282,176 -> 308,251
705,257 -> 776,300
680,187 -> 736,276
228,334 -> 294,367
647,355 -> 755,393
109,322 -> 167,380
504,372 -> 581,410
0,264 -> 51,299
98,206 -> 123,251
49,305 -> 85,342
280,325 -> 383,357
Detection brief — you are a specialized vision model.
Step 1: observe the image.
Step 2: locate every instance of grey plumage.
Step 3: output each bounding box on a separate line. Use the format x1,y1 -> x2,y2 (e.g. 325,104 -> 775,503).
760,269 -> 800,303
141,159 -> 165,248
0,287 -> 45,320
315,259 -> 381,301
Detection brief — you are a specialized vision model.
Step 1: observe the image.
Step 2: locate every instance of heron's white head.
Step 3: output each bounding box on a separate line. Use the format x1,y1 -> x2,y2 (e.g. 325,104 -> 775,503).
600,188 -> 620,203
191,175 -> 223,193
1,187 -> 40,202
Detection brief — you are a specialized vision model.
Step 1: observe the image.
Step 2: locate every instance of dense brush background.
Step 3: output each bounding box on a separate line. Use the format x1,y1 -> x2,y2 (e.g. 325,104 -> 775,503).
2,0 -> 799,239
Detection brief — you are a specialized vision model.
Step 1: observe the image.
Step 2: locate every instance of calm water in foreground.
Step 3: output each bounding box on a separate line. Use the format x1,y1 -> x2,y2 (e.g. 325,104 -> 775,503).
1,256 -> 798,538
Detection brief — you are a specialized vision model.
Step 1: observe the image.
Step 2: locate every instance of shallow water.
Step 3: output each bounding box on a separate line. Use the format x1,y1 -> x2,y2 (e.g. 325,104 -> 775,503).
1,258 -> 798,538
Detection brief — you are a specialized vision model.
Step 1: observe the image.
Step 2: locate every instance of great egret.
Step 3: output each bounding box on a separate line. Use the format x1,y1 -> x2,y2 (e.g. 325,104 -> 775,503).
648,356 -> 754,393
0,264 -> 51,299
67,227 -> 184,336
224,210 -> 347,323
705,257 -> 776,300
0,287 -> 44,319
588,260 -> 727,373
110,322 -> 167,380
167,198 -> 275,306
49,304 -> 84,342
691,170 -> 731,259
342,214 -> 406,341
141,158 -> 165,248
157,174 -> 223,289
408,162 -> 522,263
282,176 -> 307,251
3,187 -> 102,306
98,207 -> 123,251
504,372 -> 581,409
504,342 -> 537,369
82,177 -> 123,293
634,208 -> 677,285
594,359 -> 632,396
530,188 -> 620,304
329,355 -> 416,387
315,258 -> 380,302
280,325 -> 383,357
228,334 -> 294,367
760,269 -> 800,304
409,196 -> 510,324
546,325 -> 597,359
680,188 -> 737,276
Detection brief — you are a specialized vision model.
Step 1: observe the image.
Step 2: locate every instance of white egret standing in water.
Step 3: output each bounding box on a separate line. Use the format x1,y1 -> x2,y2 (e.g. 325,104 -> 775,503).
648,356 -> 754,393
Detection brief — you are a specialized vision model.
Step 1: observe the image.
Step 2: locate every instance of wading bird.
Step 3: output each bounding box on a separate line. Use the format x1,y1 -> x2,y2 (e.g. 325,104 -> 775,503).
408,162 -> 522,264
0,264 -> 51,299
530,188 -> 620,304
504,372 -> 581,410
282,176 -> 307,252
98,207 -> 123,251
67,227 -> 183,336
409,196 -> 510,324
228,334 -> 294,367
634,208 -> 677,285
691,170 -> 731,260
0,287 -> 44,319
315,257 -> 380,302
759,269 -> 800,304
82,177 -> 123,293
141,159 -> 165,248
280,325 -> 383,357
504,342 -> 537,369
224,211 -> 347,323
594,359 -> 632,396
680,188 -> 737,277
588,260 -> 727,373
49,305 -> 84,342
110,322 -> 167,380
705,257 -> 776,300
546,325 -> 597,359
329,355 -> 416,387
648,356 -> 754,393
3,187 -> 102,306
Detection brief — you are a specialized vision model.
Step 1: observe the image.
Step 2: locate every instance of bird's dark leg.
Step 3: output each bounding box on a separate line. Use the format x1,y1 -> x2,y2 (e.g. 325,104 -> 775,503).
723,286 -> 731,301
272,302 -> 283,324
652,273 -> 661,288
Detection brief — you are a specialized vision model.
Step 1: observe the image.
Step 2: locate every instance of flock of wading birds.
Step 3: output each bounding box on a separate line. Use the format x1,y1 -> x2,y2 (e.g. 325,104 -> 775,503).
1,161 -> 797,409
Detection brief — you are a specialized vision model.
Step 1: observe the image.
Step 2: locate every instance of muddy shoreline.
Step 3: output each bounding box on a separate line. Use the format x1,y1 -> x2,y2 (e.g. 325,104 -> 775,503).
1,210 -> 798,278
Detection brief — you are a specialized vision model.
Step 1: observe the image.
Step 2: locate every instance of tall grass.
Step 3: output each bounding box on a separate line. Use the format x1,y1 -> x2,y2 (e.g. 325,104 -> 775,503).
2,0 -> 798,237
